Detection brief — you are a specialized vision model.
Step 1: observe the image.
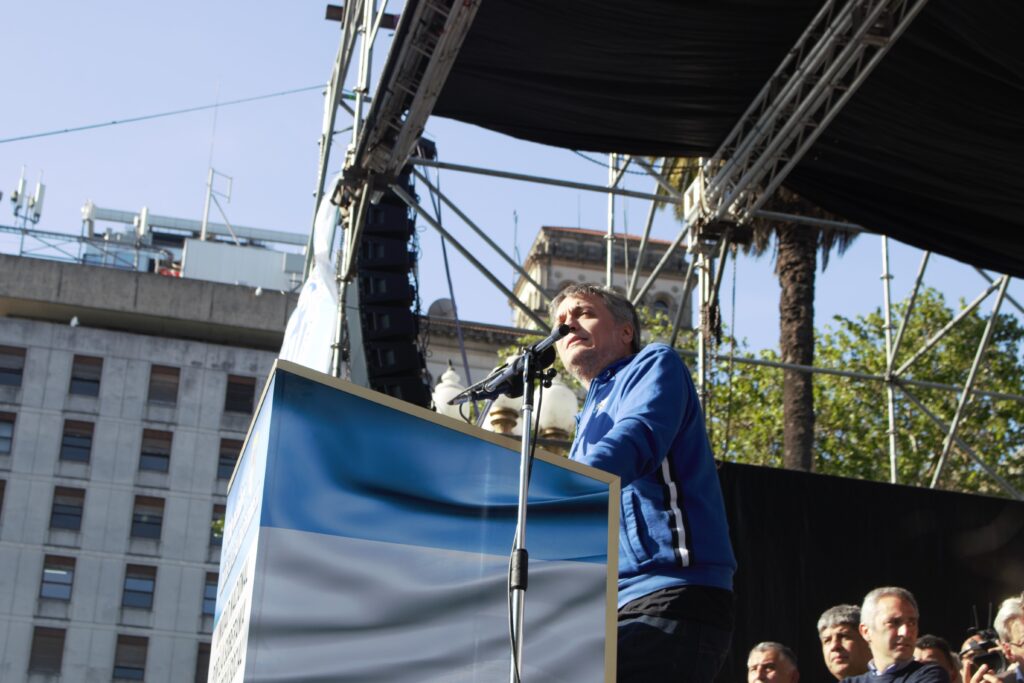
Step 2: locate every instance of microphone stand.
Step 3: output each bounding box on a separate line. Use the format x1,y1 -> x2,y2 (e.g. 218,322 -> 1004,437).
508,352 -> 560,683
509,351 -> 534,682
448,325 -> 569,682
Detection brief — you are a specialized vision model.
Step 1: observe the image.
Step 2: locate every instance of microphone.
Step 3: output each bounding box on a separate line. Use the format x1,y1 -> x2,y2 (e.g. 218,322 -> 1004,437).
528,323 -> 572,359
448,324 -> 571,404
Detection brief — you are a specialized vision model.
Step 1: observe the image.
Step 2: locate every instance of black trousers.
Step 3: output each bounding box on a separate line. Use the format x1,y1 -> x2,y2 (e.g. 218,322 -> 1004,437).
616,586 -> 734,683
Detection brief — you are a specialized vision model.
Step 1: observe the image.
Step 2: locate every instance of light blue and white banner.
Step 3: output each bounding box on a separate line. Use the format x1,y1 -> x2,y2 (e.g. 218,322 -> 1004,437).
212,363 -> 617,682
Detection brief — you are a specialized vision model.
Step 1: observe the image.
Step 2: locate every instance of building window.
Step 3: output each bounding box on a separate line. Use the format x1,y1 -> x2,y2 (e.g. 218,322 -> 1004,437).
50,487 -> 85,531
113,634 -> 148,681
211,504 -> 225,547
0,345 -> 26,387
130,496 -> 164,540
59,420 -> 94,463
28,626 -> 65,674
147,365 -> 180,405
0,412 -> 14,455
224,375 -> 256,414
40,555 -> 76,601
68,355 -> 103,396
122,565 -> 157,610
218,439 -> 242,480
195,642 -> 211,683
138,430 -> 171,473
203,572 -> 218,616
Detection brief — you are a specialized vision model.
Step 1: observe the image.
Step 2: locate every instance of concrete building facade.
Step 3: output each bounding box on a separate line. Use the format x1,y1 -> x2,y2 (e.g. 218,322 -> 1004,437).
0,254 -> 290,682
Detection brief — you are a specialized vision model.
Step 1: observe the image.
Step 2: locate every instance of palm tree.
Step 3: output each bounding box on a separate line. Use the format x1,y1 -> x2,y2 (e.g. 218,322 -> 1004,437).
662,159 -> 856,471
757,188 -> 856,470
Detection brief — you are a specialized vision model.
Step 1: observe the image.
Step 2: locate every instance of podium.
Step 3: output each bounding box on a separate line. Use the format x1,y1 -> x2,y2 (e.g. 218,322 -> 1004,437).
209,361 -> 619,682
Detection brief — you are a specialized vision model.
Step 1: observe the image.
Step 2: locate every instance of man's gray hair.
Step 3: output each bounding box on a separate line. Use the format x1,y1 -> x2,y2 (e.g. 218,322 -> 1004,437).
749,641 -> 799,668
549,283 -> 641,354
818,604 -> 861,635
861,586 -> 918,627
993,595 -> 1024,642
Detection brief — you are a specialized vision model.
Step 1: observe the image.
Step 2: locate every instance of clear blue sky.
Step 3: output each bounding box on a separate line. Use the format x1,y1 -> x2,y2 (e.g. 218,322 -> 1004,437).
3,0 -> 1020,356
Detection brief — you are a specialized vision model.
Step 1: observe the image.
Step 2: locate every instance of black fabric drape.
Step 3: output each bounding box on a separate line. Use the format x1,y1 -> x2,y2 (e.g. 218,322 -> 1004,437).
433,0 -> 1024,276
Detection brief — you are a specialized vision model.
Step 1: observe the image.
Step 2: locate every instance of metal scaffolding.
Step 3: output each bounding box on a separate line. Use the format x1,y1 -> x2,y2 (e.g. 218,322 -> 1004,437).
0,223 -> 174,270
310,0 -> 1021,498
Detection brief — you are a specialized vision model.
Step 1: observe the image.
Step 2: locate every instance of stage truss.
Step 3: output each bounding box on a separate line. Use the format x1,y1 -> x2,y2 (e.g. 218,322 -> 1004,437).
308,0 -> 1022,498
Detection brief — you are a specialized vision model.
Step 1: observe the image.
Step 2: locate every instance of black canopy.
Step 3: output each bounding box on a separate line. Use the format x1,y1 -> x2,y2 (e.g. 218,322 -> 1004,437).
433,0 -> 1024,276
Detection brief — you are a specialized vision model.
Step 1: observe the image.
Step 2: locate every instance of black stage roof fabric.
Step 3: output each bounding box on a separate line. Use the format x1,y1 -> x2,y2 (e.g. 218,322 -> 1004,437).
433,0 -> 1024,276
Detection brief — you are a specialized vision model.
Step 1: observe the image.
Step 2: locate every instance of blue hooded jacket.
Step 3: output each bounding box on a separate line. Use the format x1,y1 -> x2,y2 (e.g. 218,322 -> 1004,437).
568,343 -> 737,607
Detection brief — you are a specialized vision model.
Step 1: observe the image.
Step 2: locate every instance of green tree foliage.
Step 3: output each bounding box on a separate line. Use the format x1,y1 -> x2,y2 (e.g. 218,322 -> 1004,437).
703,288 -> 1024,497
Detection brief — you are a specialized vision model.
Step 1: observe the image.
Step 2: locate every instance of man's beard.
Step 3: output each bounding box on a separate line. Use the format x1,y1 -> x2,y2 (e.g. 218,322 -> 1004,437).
565,348 -> 605,385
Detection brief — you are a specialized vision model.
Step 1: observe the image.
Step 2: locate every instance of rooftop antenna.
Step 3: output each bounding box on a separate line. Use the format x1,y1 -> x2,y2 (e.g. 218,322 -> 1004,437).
30,171 -> 46,222
10,167 -> 45,255
9,167 -> 28,214
199,167 -> 241,245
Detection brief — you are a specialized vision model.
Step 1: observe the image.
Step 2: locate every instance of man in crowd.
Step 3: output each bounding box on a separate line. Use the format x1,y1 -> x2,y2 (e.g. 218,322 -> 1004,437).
551,283 -> 737,682
818,604 -> 872,680
845,586 -> 948,683
995,596 -> 1024,683
958,629 -> 1007,683
916,635 -> 962,683
748,642 -> 800,683
970,596 -> 1024,683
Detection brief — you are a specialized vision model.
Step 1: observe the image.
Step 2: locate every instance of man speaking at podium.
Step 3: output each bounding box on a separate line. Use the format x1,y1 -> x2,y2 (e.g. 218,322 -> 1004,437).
552,283 -> 737,683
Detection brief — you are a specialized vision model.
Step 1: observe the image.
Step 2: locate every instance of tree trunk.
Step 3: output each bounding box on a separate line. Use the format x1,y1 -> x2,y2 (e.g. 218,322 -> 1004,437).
776,224 -> 816,471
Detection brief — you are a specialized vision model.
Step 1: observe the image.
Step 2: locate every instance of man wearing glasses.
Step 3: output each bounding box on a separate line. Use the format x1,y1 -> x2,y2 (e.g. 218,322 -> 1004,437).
971,596 -> 1024,683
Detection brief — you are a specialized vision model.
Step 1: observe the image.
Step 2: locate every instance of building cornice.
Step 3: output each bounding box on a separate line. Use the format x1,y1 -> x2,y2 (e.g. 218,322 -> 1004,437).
0,254 -> 296,351
420,315 -> 533,345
